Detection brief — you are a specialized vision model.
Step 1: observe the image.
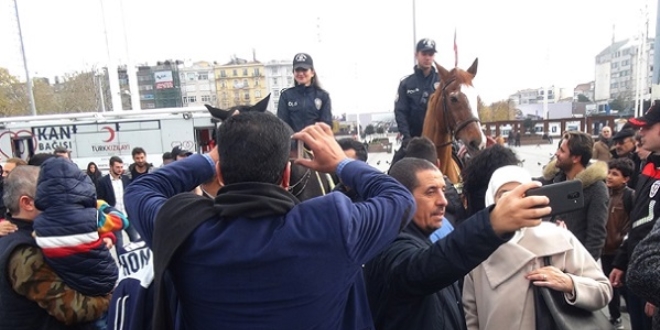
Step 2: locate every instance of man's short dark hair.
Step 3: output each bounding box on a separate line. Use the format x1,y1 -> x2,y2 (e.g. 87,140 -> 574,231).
132,147 -> 146,157
109,156 -> 123,167
388,157 -> 438,192
162,152 -> 174,161
28,153 -> 56,166
404,137 -> 437,164
216,112 -> 292,185
608,158 -> 635,178
337,138 -> 368,162
562,131 -> 593,167
462,144 -> 520,216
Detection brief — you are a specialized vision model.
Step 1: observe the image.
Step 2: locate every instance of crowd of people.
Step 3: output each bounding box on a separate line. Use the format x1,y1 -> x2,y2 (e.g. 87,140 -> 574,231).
0,40 -> 659,330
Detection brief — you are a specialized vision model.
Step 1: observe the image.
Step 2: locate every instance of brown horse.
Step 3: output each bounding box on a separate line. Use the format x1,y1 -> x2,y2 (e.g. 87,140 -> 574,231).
422,58 -> 486,184
204,95 -> 334,201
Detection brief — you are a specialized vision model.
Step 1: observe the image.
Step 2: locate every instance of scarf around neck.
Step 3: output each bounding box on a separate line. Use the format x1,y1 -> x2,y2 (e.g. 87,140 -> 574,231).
213,182 -> 300,219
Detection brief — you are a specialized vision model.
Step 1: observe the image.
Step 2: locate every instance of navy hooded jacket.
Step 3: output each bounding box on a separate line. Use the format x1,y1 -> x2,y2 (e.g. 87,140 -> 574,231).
33,157 -> 118,295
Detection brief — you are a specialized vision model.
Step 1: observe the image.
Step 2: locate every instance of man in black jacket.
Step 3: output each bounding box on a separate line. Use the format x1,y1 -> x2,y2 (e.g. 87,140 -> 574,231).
394,38 -> 439,144
364,157 -> 551,330
611,103 -> 660,330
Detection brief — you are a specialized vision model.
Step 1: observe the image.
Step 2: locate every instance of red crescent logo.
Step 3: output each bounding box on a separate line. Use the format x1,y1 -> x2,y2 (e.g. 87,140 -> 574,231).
101,126 -> 115,143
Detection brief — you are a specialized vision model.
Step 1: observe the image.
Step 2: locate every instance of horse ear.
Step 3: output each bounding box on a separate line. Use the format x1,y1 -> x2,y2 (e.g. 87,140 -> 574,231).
249,94 -> 271,113
467,58 -> 478,77
205,104 -> 234,121
434,61 -> 450,81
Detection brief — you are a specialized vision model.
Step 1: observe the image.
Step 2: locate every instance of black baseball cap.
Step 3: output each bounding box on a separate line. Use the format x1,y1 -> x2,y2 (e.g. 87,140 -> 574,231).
629,100 -> 660,127
171,146 -> 193,158
611,129 -> 635,141
416,38 -> 437,53
293,53 -> 314,70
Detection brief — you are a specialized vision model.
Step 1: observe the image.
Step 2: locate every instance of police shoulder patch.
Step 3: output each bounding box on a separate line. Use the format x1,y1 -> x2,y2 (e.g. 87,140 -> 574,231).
651,180 -> 660,198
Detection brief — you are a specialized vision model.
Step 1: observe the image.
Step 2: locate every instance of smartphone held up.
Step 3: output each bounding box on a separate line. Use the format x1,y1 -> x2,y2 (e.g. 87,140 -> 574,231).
525,180 -> 584,218
290,139 -> 304,160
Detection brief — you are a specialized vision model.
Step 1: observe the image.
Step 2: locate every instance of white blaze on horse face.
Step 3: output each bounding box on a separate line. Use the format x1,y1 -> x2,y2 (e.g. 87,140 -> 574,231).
461,84 -> 487,149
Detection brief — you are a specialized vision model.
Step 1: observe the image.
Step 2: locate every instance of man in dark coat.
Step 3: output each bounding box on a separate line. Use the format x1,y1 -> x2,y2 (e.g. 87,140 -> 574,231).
364,157 -> 551,330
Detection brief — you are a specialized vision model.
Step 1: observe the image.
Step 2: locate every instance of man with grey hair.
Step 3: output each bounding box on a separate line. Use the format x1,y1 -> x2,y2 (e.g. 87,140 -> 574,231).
0,165 -> 110,328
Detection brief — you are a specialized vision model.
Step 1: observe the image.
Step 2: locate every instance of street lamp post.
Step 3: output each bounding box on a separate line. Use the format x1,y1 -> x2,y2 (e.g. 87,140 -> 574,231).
412,0 -> 417,66
13,0 -> 36,116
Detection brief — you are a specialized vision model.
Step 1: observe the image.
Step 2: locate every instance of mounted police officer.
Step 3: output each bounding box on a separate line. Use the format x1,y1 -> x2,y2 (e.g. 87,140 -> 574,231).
277,53 -> 332,133
394,38 -> 439,145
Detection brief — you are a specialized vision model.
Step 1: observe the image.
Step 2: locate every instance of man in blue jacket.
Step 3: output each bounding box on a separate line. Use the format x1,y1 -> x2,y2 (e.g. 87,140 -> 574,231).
365,157 -> 552,329
125,112 -> 416,330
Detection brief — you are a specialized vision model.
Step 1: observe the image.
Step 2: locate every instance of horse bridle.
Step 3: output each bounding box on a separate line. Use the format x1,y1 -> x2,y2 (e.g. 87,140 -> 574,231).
436,78 -> 481,148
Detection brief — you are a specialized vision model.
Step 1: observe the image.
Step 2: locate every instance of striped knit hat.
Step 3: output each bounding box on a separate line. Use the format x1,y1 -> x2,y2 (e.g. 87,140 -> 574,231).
97,200 -> 129,234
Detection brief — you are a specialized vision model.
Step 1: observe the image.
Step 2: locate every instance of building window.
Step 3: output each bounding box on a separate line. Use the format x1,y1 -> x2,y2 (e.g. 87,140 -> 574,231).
254,78 -> 260,86
139,85 -> 153,91
287,77 -> 293,85
254,68 -> 261,76
221,80 -> 227,88
273,77 -> 279,86
234,91 -> 239,98
233,79 -> 239,88
233,69 -> 238,76
611,82 -> 618,88
271,67 -> 279,75
244,91 -> 250,100
201,95 -> 211,102
198,72 -> 209,80
273,89 -> 280,97
186,73 -> 196,81
145,103 -> 156,109
255,90 -> 261,98
243,69 -> 248,76
199,84 -> 210,91
243,79 -> 249,88
220,70 -> 227,77
187,96 -> 197,103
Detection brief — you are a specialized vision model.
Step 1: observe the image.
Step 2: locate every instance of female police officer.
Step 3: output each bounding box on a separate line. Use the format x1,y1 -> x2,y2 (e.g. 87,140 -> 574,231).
277,53 -> 332,133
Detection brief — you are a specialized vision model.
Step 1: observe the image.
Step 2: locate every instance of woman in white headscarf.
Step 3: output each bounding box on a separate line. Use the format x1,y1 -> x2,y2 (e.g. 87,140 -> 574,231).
462,165 -> 612,330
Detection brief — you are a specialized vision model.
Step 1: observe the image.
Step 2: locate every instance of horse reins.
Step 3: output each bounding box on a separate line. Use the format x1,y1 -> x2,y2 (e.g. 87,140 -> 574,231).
436,77 -> 481,148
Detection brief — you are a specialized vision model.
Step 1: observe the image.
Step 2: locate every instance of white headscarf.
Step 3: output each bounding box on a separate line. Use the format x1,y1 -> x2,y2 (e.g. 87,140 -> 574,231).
485,165 -> 533,242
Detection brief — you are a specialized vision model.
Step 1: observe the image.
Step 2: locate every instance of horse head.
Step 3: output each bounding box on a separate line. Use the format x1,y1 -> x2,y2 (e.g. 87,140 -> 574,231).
204,93 -> 271,121
430,58 -> 486,156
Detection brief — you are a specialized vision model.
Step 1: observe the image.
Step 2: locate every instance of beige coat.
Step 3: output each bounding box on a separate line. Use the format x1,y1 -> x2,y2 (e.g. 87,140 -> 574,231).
592,140 -> 612,162
463,222 -> 612,330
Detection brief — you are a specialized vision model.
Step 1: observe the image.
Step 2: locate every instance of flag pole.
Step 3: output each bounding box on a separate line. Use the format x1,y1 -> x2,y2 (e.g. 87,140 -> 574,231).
454,28 -> 458,68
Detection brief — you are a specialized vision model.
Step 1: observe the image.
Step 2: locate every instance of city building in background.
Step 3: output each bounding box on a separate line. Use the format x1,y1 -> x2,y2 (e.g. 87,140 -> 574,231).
214,53 -> 266,109
180,61 -> 217,107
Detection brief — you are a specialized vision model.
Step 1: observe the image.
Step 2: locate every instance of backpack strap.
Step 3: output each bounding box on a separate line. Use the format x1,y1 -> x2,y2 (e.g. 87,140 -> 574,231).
151,193 -> 219,330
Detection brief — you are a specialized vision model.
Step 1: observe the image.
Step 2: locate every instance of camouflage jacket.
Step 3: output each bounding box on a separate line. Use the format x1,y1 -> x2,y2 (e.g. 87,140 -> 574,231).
9,246 -> 111,325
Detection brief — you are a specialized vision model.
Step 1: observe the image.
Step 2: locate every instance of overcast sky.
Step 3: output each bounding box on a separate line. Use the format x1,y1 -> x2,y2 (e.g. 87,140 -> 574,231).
0,0 -> 656,114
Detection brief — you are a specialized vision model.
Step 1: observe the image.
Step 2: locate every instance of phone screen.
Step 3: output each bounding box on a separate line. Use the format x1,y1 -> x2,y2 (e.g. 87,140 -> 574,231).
290,139 -> 304,160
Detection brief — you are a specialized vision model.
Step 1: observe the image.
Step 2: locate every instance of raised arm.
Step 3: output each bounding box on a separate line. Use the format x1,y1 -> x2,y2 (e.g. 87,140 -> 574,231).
124,153 -> 216,247
331,160 -> 415,264
386,209 -> 508,296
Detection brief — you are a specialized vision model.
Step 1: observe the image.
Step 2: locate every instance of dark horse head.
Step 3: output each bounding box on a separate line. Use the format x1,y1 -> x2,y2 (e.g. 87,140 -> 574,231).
204,94 -> 332,201
204,94 -> 271,120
